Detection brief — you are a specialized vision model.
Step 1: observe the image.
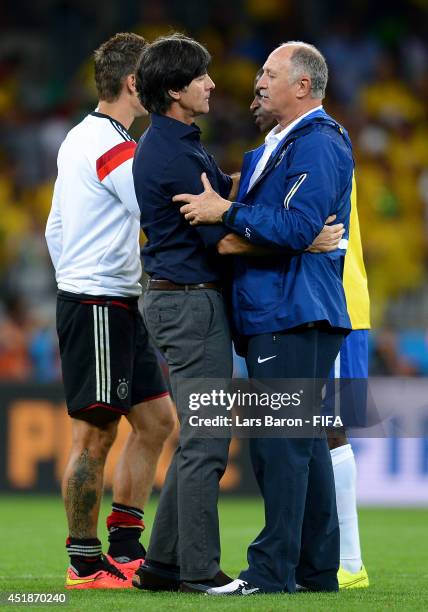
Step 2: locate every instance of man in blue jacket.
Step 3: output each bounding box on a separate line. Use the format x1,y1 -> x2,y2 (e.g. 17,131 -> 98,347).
175,41 -> 354,595
249,68 -> 370,590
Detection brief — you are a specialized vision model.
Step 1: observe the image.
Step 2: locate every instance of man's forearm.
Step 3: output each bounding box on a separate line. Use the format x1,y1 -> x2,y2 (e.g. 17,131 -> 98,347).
217,233 -> 275,256
176,173 -> 343,253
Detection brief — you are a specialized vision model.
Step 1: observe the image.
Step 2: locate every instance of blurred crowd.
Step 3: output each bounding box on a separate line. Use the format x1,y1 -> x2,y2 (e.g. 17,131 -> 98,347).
1,0 -> 428,381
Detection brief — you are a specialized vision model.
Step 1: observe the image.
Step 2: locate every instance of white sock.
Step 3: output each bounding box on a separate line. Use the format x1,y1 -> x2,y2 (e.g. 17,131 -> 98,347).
331,443 -> 363,573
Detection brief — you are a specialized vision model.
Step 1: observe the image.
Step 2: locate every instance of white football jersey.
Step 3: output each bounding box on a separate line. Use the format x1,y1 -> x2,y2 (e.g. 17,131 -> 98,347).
45,111 -> 142,296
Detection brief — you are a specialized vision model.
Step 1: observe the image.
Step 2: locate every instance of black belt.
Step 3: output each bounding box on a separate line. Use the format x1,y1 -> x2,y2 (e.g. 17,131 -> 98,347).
147,279 -> 222,291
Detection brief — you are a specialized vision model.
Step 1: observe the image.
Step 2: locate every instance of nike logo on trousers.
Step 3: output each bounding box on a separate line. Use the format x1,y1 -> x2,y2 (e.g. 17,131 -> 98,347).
257,355 -> 277,364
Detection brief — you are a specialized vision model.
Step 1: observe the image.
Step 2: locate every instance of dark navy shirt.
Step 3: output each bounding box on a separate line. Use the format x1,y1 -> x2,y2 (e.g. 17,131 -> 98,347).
133,113 -> 232,283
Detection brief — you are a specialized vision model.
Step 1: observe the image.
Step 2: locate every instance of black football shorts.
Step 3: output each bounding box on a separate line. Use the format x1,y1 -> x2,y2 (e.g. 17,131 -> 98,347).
56,290 -> 169,424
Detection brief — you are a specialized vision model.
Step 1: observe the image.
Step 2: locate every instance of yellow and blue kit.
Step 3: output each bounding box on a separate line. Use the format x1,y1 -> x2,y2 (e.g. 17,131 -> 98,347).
331,174 -> 370,380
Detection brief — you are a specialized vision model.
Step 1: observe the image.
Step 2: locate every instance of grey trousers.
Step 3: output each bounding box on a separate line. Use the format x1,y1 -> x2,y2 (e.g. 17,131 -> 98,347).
142,289 -> 232,580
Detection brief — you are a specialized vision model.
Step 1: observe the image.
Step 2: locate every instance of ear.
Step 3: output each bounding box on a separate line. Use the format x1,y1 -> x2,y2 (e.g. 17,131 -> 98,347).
296,76 -> 311,99
126,74 -> 136,94
168,89 -> 182,101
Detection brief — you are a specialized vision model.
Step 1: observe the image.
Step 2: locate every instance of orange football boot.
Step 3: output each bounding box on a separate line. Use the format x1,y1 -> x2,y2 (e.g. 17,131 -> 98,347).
106,554 -> 144,579
65,556 -> 131,589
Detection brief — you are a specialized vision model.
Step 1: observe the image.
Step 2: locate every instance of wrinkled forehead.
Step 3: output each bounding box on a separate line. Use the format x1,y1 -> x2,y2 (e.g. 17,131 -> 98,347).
263,45 -> 297,73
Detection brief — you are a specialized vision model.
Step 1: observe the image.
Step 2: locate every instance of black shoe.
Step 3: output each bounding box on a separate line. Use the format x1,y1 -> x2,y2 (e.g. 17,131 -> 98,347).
206,578 -> 262,596
180,570 -> 233,593
132,559 -> 181,591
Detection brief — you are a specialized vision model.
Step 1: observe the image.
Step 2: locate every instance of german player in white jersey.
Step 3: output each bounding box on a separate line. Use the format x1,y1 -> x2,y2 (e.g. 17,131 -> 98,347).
45,33 -> 175,590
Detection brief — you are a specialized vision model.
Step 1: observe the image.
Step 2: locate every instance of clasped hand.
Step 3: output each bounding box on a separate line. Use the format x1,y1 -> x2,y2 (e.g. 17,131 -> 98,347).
173,173 -> 231,224
173,173 -> 345,253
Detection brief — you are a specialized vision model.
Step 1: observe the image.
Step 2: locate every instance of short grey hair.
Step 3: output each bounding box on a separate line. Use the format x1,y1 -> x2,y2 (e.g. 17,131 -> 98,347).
280,41 -> 328,99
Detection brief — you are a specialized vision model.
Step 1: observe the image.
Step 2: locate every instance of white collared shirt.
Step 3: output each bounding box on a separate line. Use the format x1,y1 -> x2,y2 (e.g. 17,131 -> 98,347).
247,105 -> 323,192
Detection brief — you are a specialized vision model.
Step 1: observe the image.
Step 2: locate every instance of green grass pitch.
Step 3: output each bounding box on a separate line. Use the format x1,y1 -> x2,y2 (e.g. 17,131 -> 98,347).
0,495 -> 427,611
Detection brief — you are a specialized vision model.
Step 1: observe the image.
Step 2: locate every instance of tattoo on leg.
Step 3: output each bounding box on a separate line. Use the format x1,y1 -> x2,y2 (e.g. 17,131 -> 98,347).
65,448 -> 103,538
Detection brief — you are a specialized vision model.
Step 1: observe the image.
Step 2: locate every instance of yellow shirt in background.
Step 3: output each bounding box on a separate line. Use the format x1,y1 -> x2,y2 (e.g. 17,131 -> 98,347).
343,175 -> 371,330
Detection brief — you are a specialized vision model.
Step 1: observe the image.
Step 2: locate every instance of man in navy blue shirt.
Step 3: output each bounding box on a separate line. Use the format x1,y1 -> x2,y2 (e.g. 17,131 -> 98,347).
131,34 -> 238,594
134,104 -> 234,285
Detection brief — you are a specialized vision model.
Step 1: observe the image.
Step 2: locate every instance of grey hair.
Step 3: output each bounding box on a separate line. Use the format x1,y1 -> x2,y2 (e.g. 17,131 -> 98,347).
280,41 -> 328,99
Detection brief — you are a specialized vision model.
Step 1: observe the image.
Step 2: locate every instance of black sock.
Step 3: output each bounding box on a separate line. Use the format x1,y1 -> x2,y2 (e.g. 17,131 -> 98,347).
108,527 -> 146,561
66,537 -> 103,577
109,502 -> 144,521
107,502 -> 145,561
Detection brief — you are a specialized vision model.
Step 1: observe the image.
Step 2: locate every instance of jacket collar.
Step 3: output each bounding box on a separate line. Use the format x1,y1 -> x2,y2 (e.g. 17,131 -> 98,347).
263,105 -> 324,148
238,146 -> 265,200
244,109 -> 337,197
151,113 -> 201,140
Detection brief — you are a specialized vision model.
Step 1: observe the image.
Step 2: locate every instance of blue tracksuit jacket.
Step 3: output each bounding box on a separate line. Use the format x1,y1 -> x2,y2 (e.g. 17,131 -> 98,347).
223,110 -> 353,335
